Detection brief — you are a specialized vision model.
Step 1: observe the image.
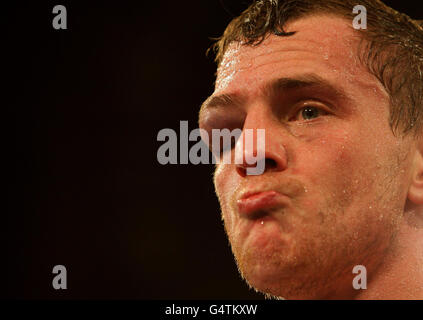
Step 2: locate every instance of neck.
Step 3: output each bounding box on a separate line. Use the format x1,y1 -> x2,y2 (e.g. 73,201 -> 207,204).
355,210 -> 423,300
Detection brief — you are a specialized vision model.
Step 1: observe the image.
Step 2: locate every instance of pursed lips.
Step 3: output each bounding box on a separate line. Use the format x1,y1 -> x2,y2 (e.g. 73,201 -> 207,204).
236,189 -> 290,217
229,177 -> 306,219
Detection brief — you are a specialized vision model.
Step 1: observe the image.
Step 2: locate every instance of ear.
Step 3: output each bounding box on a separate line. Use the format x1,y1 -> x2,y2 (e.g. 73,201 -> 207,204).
407,139 -> 423,205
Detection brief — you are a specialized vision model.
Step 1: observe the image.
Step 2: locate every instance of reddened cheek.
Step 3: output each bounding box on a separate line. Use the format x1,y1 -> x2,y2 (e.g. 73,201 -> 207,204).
214,164 -> 237,209
213,164 -> 228,191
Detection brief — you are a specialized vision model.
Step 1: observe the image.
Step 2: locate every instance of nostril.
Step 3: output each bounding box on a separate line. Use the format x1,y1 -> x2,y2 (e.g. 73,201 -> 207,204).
236,165 -> 247,177
265,158 -> 277,170
236,158 -> 279,177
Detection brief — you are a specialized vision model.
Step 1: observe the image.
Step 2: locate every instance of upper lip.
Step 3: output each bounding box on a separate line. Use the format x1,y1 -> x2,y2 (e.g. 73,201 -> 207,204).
235,187 -> 289,217
238,188 -> 287,201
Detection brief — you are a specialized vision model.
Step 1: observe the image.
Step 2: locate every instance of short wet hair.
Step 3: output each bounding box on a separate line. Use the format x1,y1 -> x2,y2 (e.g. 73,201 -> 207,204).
210,0 -> 423,136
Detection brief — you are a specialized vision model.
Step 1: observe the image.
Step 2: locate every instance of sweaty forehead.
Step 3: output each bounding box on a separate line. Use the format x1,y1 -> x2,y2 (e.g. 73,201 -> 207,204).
215,14 -> 372,94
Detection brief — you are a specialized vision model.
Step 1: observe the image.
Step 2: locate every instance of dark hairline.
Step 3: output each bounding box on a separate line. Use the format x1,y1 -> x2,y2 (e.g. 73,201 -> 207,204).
208,0 -> 423,137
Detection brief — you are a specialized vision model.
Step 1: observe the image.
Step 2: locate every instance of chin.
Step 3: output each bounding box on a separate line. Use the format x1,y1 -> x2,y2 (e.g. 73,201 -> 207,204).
242,271 -> 325,300
242,265 -> 286,297
236,252 -> 336,300
236,253 -> 297,297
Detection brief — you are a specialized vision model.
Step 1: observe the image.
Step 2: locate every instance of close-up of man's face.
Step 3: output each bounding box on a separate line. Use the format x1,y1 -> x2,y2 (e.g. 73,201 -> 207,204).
7,0 -> 423,306
199,12 -> 422,299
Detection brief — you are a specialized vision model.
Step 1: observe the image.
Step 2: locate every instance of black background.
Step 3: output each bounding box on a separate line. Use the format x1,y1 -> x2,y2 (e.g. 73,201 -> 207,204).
5,0 -> 422,299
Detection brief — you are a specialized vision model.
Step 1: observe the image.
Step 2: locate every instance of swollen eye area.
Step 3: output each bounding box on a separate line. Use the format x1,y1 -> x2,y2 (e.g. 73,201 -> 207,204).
216,135 -> 238,156
209,130 -> 241,157
199,111 -> 245,152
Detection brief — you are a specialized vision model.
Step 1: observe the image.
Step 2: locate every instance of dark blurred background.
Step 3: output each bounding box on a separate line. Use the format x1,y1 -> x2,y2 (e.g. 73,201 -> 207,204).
5,0 -> 422,299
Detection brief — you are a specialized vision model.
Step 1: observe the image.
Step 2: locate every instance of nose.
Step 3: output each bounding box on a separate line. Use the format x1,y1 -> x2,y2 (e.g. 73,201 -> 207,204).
235,106 -> 288,177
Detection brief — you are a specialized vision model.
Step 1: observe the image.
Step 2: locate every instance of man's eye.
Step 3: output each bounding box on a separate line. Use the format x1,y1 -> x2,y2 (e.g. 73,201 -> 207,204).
292,106 -> 328,121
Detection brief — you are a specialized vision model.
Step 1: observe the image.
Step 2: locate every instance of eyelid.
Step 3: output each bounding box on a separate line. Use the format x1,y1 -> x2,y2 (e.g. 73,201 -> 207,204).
290,100 -> 332,121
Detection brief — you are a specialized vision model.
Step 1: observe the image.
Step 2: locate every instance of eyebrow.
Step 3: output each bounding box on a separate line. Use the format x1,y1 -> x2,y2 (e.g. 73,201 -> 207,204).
266,74 -> 349,101
200,93 -> 242,114
200,73 -> 351,113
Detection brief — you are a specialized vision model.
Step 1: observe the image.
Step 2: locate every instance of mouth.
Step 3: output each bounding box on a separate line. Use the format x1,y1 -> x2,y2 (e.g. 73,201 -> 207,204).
237,190 -> 288,218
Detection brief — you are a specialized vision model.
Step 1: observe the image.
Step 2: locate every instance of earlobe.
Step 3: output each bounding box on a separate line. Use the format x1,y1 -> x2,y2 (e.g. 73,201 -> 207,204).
407,148 -> 423,205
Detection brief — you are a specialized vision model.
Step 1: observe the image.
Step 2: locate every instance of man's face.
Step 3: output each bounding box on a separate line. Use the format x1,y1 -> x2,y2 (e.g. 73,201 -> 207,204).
199,15 -> 415,299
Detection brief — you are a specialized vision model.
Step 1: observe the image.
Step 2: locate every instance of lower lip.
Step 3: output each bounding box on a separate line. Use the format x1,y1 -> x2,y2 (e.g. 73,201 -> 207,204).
237,191 -> 286,216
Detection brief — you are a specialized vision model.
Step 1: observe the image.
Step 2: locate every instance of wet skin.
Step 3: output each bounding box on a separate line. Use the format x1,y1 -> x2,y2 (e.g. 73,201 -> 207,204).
199,15 -> 423,299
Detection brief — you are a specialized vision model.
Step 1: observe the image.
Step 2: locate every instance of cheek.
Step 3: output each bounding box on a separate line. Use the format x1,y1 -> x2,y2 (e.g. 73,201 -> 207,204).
293,127 -> 384,226
214,164 -> 238,226
298,128 -> 406,233
296,131 -> 361,195
214,164 -> 230,198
